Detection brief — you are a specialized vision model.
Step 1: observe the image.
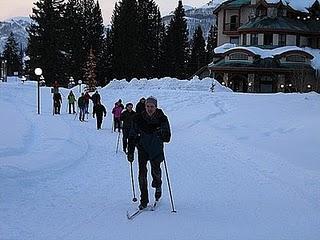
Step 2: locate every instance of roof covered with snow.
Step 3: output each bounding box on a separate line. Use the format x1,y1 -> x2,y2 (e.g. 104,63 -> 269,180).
214,43 -> 320,69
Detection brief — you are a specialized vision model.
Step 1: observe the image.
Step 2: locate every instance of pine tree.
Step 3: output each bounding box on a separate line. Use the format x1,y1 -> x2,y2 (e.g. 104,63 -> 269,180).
27,0 -> 66,86
206,25 -> 218,64
189,26 -> 206,75
111,0 -> 139,80
83,48 -> 97,91
136,0 -> 162,78
63,0 -> 84,82
3,32 -> 22,76
161,1 -> 189,79
96,28 -> 113,85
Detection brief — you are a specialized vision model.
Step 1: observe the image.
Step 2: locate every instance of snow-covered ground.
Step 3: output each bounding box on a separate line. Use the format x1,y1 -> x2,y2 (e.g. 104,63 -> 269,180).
1,77 -> 320,239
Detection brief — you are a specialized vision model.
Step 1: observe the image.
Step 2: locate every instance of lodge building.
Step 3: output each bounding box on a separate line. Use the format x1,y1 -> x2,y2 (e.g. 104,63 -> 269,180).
200,0 -> 320,93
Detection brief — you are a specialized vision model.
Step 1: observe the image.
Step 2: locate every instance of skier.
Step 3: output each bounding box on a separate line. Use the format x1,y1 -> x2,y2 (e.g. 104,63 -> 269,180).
78,93 -> 86,121
127,96 -> 171,210
67,90 -> 76,114
84,92 -> 91,114
93,100 -> 107,130
112,102 -> 123,132
53,92 -> 62,114
120,103 -> 136,153
91,90 -> 101,107
117,99 -> 124,110
135,97 -> 146,114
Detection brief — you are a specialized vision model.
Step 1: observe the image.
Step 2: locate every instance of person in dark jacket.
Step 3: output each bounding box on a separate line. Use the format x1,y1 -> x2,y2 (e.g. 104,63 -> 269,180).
91,90 -> 101,107
53,92 -> 62,114
78,93 -> 86,121
84,92 -> 90,114
120,103 -> 136,153
93,100 -> 107,130
127,96 -> 171,210
135,97 -> 146,114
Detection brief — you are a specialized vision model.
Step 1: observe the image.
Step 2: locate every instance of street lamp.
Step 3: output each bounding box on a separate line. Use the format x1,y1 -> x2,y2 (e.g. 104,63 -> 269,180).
78,80 -> 82,93
35,68 -> 43,114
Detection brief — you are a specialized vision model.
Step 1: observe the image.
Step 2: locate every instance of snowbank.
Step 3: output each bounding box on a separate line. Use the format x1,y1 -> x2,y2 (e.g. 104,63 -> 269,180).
105,76 -> 232,92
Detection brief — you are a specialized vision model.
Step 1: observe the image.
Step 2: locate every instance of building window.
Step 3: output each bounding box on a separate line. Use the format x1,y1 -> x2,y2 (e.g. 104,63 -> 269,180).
296,35 -> 300,46
230,15 -> 239,31
229,53 -> 249,60
242,34 -> 247,45
286,55 -> 306,62
230,37 -> 239,45
264,33 -> 273,45
256,5 -> 267,17
251,34 -> 258,45
279,34 -> 286,46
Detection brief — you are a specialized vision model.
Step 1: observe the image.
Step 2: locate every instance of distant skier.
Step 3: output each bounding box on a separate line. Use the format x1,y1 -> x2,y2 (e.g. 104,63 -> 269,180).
127,96 -> 171,210
91,90 -> 101,107
120,103 -> 136,153
84,92 -> 91,114
117,99 -> 124,110
93,100 -> 107,130
112,102 -> 123,132
78,93 -> 86,122
67,90 -> 76,114
135,97 -> 146,114
53,92 -> 62,114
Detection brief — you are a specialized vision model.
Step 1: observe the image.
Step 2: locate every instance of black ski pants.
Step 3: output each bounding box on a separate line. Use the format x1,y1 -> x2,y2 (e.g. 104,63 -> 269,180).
96,115 -> 103,129
138,150 -> 162,206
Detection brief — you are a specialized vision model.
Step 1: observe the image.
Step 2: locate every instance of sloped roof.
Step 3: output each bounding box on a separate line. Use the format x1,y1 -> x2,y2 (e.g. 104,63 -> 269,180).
238,16 -> 320,33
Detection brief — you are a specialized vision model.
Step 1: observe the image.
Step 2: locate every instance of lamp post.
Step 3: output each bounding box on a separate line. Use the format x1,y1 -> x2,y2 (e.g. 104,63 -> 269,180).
78,80 -> 82,93
35,68 -> 43,114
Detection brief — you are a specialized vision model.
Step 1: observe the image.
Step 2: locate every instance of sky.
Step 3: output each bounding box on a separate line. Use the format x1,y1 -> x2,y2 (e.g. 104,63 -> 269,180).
0,0 -> 210,24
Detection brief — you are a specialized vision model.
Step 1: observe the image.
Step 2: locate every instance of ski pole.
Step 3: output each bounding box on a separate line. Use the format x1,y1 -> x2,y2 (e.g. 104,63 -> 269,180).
130,162 -> 137,202
163,158 -> 177,213
115,131 -> 121,153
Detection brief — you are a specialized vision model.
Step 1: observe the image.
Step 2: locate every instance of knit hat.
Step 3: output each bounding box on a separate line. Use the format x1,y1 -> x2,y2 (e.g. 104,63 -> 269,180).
146,96 -> 157,107
126,102 -> 133,108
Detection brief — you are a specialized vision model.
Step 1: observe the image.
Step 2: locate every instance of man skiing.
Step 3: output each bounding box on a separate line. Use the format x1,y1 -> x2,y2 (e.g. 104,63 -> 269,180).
78,93 -> 86,122
91,90 -> 101,107
53,92 -> 62,114
67,90 -> 76,114
135,97 -> 146,114
93,100 -> 107,130
120,103 -> 136,153
127,96 -> 171,210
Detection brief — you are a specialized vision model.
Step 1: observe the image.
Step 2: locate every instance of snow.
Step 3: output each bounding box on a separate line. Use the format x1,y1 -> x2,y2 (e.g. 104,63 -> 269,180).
1,77 -> 320,239
214,43 -> 320,69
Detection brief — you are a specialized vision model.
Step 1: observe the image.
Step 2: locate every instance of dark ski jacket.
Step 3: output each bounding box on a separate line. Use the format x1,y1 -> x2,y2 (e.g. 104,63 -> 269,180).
78,96 -> 85,108
120,110 -> 136,130
91,93 -> 101,105
53,93 -> 62,105
129,109 -> 171,161
93,104 -> 107,118
135,101 -> 145,114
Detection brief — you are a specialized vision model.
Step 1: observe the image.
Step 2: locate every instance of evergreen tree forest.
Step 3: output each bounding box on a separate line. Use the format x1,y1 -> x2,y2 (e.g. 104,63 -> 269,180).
25,0 -> 216,87
3,32 -> 23,76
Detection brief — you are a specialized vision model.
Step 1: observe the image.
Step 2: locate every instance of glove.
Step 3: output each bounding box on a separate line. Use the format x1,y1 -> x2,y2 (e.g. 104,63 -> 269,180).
127,153 -> 134,162
92,115 -> 95,118
161,131 -> 171,143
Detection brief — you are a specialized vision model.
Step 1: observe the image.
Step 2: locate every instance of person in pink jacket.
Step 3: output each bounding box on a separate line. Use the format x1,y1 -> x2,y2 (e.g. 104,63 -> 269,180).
112,102 -> 123,132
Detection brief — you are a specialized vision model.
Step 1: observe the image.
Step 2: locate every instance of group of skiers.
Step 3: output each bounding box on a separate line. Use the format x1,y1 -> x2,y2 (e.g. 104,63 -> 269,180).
52,88 -> 171,209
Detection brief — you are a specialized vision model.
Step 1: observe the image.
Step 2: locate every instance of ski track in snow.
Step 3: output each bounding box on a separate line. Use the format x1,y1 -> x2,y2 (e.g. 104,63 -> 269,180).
0,80 -> 320,239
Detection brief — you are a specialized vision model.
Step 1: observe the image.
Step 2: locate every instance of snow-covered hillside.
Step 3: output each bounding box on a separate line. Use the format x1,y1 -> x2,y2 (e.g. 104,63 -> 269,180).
1,77 -> 320,239
0,17 -> 31,53
162,0 -> 221,40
